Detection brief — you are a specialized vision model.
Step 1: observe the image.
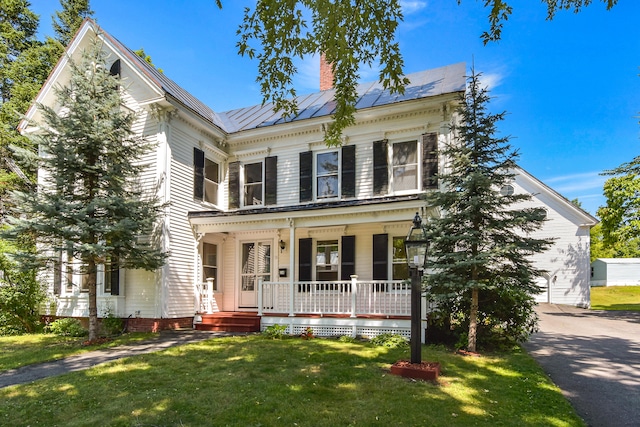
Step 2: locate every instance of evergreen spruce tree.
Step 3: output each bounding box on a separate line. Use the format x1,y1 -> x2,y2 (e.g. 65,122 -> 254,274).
52,0 -> 94,46
5,37 -> 167,341
425,69 -> 552,352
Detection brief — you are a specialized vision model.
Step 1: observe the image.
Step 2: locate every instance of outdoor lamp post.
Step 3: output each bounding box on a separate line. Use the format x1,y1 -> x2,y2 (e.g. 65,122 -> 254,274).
405,212 -> 428,364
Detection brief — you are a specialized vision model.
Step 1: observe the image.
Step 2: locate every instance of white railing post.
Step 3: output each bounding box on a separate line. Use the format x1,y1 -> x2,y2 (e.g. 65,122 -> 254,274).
206,278 -> 214,314
350,275 -> 358,318
289,280 -> 295,317
258,279 -> 263,316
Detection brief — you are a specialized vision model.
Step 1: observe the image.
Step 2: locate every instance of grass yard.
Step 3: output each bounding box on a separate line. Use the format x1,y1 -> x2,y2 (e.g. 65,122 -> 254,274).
0,334 -> 584,427
590,285 -> 640,311
0,332 -> 155,372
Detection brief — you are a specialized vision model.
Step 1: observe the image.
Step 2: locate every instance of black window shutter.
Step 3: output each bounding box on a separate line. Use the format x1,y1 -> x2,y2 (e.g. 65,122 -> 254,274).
372,234 -> 388,281
341,145 -> 356,198
228,161 -> 240,209
341,235 -> 356,280
298,238 -> 313,282
299,151 -> 313,202
373,140 -> 388,195
53,252 -> 62,295
110,261 -> 120,296
193,147 -> 205,200
422,133 -> 438,190
265,156 -> 277,205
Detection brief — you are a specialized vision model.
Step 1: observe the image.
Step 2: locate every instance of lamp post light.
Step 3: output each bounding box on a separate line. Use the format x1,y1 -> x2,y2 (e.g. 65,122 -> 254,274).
404,212 -> 429,364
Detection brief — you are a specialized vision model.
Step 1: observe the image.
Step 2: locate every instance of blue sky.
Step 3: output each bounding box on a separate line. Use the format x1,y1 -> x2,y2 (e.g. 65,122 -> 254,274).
30,1 -> 640,216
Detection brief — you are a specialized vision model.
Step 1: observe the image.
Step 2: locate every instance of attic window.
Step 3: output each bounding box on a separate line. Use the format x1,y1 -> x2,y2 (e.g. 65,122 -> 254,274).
109,59 -> 121,78
500,184 -> 514,196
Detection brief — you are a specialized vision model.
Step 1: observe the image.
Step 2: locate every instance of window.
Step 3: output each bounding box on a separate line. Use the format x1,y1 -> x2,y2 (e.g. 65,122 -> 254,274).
392,141 -> 418,192
392,237 -> 409,280
204,158 -> 219,204
500,184 -> 514,196
104,257 -> 120,295
316,240 -> 339,281
202,243 -> 218,291
316,151 -> 339,199
65,250 -> 74,293
244,162 -> 263,206
193,147 -> 220,206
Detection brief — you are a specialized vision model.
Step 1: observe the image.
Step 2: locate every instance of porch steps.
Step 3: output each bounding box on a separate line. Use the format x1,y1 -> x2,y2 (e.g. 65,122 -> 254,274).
194,312 -> 260,333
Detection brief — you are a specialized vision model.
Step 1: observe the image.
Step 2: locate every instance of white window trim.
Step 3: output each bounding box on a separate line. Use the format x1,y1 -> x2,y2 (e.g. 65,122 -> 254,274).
390,139 -> 421,195
203,157 -> 221,207
240,160 -> 265,208
314,149 -> 341,201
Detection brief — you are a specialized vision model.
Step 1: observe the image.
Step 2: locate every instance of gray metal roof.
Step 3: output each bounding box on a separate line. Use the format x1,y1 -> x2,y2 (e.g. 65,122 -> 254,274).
106,24 -> 465,135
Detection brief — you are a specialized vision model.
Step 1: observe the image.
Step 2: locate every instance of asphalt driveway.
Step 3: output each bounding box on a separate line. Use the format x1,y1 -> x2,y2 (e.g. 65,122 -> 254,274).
523,303 -> 640,427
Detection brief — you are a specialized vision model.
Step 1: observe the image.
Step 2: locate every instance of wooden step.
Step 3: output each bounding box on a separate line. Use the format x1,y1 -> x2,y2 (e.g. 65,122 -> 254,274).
194,312 -> 260,333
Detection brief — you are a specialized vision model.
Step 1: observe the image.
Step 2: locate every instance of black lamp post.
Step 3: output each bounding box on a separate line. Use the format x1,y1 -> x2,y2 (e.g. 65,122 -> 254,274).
404,212 -> 428,364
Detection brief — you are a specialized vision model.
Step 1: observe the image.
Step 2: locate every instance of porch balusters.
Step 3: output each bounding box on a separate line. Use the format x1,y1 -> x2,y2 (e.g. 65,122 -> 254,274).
258,279 -> 411,317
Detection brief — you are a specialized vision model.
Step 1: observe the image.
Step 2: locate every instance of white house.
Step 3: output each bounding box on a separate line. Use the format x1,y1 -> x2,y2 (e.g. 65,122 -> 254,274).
21,20 -> 597,337
591,258 -> 640,287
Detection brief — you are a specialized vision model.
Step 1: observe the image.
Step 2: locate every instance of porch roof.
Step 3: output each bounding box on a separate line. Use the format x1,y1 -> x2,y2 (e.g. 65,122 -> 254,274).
187,195 -> 426,233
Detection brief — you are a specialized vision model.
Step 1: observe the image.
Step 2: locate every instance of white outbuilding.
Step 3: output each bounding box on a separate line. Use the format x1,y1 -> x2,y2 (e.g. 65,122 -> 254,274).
591,258 -> 640,287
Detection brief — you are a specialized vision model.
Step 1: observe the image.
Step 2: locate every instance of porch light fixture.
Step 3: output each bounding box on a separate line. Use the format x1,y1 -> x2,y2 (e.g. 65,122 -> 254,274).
279,240 -> 285,252
404,212 -> 429,364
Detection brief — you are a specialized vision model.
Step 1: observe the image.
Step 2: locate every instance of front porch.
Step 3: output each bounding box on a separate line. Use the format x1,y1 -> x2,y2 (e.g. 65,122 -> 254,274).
195,277 -> 427,340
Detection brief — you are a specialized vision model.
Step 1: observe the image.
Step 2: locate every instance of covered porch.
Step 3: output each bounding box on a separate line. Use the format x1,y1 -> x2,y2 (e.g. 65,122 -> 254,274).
188,197 -> 433,339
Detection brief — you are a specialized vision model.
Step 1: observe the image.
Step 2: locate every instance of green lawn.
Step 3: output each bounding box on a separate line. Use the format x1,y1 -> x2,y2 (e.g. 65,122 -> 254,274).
0,334 -> 584,427
591,285 -> 640,311
0,332 -> 155,372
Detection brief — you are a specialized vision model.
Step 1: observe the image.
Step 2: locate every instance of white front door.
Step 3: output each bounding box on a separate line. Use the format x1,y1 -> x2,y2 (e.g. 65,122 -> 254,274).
240,241 -> 271,308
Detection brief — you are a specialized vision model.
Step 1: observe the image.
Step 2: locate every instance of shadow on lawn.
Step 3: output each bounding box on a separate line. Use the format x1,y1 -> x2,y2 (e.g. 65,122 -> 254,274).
0,336 -> 582,426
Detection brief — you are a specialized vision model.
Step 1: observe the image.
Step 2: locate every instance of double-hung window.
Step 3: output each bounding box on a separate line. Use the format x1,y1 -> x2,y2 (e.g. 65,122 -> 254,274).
202,243 -> 218,291
316,151 -> 339,199
204,158 -> 219,204
193,147 -> 220,206
243,162 -> 263,206
316,240 -> 339,281
392,236 -> 409,281
392,141 -> 418,192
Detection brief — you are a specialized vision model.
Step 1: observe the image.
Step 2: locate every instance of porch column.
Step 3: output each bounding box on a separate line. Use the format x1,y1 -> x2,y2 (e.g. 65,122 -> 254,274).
288,218 -> 295,317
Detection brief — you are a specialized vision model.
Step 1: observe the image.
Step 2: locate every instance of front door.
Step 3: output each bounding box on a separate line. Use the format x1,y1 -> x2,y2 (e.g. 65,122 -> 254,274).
240,241 -> 271,308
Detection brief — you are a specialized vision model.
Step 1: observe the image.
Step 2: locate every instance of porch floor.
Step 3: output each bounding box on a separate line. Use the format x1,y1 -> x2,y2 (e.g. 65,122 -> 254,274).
194,312 -> 260,333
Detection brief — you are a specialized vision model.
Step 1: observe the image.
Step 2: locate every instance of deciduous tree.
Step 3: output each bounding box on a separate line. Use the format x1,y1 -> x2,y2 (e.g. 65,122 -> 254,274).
221,0 -> 619,145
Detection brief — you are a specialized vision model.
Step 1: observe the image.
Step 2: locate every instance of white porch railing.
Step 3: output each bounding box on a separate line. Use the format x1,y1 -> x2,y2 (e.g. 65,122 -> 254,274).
258,277 -> 411,317
196,278 -> 219,314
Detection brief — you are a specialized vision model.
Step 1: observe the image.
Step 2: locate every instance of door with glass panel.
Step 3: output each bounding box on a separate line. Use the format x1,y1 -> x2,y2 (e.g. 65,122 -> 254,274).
240,241 -> 271,308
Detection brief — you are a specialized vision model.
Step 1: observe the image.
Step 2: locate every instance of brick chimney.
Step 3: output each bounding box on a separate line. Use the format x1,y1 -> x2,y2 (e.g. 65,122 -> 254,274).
320,53 -> 334,91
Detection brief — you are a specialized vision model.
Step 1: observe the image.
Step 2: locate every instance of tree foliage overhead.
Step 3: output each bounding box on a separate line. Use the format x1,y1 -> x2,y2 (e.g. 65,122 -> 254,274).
52,0 -> 94,46
217,0 -> 620,146
424,69 -> 553,352
236,0 -> 408,147
4,36 -> 167,340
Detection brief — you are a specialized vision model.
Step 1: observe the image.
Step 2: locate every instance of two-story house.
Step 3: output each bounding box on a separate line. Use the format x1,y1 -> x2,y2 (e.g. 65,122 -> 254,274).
22,19 -> 596,339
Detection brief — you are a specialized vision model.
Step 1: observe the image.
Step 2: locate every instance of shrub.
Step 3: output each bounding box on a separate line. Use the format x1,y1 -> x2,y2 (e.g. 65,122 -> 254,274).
263,324 -> 288,339
100,307 -> 123,336
370,333 -> 409,348
45,318 -> 87,337
338,335 -> 357,343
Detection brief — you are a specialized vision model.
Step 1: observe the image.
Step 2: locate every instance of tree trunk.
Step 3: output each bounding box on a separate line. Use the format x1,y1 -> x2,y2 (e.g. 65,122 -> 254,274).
468,287 -> 479,352
87,258 -> 98,341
